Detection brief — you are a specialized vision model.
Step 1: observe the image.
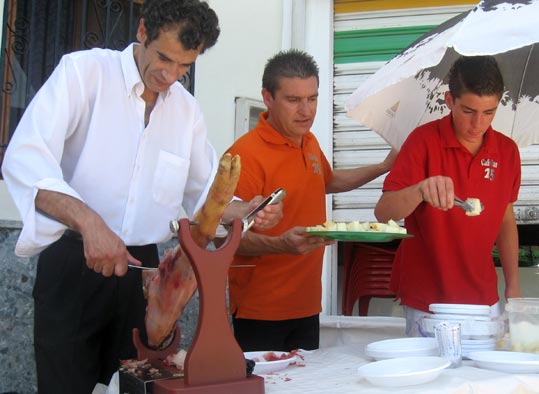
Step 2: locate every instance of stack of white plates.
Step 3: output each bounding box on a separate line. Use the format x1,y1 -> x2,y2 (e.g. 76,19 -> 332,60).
429,303 -> 491,316
421,317 -> 501,340
461,338 -> 497,358
421,303 -> 503,355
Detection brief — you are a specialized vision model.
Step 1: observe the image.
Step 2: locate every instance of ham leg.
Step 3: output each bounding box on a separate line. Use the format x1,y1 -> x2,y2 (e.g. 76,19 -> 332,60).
143,153 -> 241,348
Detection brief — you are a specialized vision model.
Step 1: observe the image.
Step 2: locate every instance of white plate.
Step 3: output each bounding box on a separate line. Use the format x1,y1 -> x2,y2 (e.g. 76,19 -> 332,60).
365,337 -> 438,360
357,356 -> 450,387
462,344 -> 497,359
461,346 -> 496,354
429,303 -> 491,316
244,351 -> 297,375
429,313 -> 492,321
462,338 -> 497,345
468,351 -> 539,373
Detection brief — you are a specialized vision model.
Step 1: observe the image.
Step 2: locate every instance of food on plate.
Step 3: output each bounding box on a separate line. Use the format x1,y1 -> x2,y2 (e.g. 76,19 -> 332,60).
163,349 -> 188,370
120,357 -> 182,379
509,321 -> 539,353
307,219 -> 406,234
465,197 -> 482,216
250,350 -> 299,362
143,153 -> 241,348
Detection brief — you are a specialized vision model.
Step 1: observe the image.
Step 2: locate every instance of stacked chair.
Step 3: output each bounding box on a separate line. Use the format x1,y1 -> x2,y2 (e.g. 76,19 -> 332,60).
342,242 -> 398,316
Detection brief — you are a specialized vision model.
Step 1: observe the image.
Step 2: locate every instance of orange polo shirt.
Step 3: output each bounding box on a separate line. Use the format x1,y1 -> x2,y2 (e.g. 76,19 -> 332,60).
226,112 -> 333,321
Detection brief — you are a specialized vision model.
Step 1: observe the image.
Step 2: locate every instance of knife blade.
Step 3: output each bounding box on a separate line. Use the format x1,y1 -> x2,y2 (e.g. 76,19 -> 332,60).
128,263 -> 254,270
128,264 -> 157,270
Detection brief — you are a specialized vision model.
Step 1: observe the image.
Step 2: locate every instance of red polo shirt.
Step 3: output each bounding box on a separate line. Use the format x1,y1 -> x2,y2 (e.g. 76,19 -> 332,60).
384,114 -> 521,312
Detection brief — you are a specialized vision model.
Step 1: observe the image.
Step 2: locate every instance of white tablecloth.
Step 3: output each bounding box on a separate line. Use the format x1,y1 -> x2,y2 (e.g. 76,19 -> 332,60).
98,316 -> 539,394
262,316 -> 539,394
262,344 -> 539,393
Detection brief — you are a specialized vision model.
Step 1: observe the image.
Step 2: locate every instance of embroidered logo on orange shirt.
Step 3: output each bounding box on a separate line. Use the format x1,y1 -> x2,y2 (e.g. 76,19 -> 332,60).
308,152 -> 321,174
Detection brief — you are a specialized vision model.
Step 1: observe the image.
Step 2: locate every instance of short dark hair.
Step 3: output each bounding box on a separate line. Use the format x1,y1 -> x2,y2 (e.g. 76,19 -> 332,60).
141,0 -> 220,53
448,56 -> 504,100
262,49 -> 319,96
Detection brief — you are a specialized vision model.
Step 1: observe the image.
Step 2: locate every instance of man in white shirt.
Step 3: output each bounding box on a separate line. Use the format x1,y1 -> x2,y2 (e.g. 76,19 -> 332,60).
1,1 -> 279,393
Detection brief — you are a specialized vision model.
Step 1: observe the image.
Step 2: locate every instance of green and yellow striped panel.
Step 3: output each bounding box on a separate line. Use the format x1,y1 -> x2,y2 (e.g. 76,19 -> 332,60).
335,0 -> 476,13
334,0 -> 476,64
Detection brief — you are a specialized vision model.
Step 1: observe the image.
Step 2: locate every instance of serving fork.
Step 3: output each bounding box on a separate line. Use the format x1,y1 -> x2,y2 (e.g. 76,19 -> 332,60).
454,197 -> 483,214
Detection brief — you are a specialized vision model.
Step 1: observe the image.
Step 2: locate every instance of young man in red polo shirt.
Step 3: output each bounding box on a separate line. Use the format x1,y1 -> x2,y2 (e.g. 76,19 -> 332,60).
375,56 -> 522,336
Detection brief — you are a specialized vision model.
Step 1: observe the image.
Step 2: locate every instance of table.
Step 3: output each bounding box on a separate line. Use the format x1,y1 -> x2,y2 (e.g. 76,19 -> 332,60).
263,316 -> 539,393
98,316 -> 539,394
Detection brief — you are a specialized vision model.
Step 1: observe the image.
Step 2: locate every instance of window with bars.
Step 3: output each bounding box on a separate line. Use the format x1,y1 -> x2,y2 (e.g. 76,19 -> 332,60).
0,0 -> 194,172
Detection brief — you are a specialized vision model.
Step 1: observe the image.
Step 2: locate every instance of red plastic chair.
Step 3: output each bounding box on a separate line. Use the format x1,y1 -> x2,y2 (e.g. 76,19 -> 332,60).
342,243 -> 397,316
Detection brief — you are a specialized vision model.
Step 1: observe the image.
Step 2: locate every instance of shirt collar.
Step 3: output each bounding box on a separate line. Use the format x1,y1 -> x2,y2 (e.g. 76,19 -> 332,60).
120,43 -> 171,100
121,43 -> 143,97
440,112 -> 497,154
256,111 -> 314,148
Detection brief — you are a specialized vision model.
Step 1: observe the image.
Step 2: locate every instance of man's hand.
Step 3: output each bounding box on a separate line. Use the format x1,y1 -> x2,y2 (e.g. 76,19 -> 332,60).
35,189 -> 141,278
80,218 -> 142,277
419,175 -> 455,211
505,285 -> 522,301
247,195 -> 283,231
278,226 -> 333,255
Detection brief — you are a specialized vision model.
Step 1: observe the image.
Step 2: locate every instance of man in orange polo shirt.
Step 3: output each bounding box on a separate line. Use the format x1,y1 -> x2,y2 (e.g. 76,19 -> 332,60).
226,49 -> 397,351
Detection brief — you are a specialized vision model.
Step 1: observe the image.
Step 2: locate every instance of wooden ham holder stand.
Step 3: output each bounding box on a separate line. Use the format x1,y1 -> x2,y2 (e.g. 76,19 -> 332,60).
135,218 -> 264,394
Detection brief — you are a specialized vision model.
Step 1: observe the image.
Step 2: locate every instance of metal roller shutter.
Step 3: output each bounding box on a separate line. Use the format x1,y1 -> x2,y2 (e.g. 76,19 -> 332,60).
333,1 -> 539,224
332,3 -> 473,222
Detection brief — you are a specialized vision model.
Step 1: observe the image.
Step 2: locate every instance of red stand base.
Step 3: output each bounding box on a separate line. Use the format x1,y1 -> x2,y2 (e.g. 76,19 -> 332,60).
153,375 -> 265,394
139,219 -> 265,394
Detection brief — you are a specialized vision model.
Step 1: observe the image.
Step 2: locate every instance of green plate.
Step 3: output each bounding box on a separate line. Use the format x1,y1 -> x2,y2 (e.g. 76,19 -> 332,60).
305,231 -> 412,242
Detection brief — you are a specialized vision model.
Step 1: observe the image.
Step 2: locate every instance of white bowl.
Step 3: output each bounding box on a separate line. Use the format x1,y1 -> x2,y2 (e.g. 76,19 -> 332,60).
357,356 -> 450,387
244,351 -> 297,375
421,317 -> 503,339
365,337 -> 438,360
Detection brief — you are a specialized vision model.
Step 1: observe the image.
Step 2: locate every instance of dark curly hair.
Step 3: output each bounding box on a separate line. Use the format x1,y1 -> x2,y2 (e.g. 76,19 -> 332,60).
262,49 -> 319,96
448,56 -> 504,100
141,0 -> 220,53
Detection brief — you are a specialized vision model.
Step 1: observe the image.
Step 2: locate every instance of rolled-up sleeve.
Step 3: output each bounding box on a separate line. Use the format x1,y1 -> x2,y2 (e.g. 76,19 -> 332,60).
1,56 -> 84,257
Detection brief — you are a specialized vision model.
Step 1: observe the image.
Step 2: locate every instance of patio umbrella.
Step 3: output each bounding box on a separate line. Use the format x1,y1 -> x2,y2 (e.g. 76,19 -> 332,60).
345,0 -> 539,149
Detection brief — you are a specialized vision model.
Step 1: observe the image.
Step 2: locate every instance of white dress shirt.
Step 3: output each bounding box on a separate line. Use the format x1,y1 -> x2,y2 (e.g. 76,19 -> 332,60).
1,43 -> 218,257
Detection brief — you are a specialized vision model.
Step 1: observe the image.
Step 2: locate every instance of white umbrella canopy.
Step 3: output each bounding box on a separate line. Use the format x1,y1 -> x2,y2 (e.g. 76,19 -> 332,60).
345,0 -> 539,150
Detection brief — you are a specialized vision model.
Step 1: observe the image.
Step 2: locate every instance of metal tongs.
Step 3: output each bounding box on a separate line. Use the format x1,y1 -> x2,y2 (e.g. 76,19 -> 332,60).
129,189 -> 286,271
133,188 -> 286,271
238,187 -> 286,234
454,196 -> 483,214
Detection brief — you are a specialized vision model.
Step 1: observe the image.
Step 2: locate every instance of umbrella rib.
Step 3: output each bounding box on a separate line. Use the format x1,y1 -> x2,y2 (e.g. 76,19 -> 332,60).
511,45 -> 534,139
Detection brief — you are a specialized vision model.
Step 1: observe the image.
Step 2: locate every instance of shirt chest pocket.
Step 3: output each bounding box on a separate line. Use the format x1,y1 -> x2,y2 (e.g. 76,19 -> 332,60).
152,150 -> 190,207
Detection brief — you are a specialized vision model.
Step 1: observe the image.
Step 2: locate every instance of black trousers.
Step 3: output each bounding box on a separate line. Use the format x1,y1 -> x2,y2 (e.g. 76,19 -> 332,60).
33,235 -> 158,394
232,314 -> 320,352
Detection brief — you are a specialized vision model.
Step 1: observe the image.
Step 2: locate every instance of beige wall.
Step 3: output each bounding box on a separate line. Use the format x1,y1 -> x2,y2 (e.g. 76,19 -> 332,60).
196,0 -> 284,156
